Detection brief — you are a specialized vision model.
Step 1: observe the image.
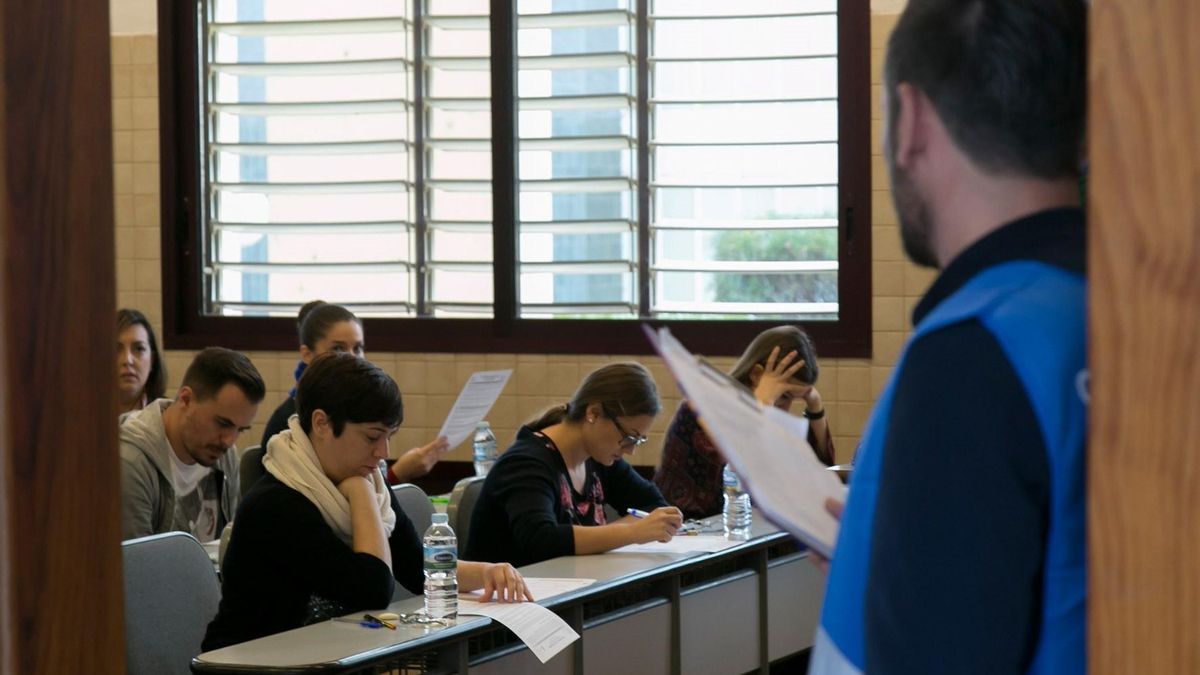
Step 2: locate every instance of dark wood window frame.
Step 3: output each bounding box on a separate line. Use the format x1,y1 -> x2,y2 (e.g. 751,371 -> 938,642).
156,0 -> 871,357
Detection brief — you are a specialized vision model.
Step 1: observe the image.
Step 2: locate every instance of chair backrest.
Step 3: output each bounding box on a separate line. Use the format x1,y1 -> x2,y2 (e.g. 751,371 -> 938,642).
239,445 -> 265,498
122,532 -> 221,675
447,476 -> 487,554
391,483 -> 434,536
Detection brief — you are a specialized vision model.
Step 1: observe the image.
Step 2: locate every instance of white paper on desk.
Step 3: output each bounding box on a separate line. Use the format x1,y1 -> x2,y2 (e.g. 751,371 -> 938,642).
458,600 -> 580,664
644,326 -> 847,559
437,369 -> 513,449
610,535 -> 739,555
465,577 -> 596,602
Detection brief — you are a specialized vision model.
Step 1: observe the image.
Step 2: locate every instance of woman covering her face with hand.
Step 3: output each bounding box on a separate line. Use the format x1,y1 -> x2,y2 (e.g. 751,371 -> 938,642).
464,362 -> 683,567
259,301 -> 449,483
203,353 -> 530,650
116,308 -> 166,415
653,325 -> 834,520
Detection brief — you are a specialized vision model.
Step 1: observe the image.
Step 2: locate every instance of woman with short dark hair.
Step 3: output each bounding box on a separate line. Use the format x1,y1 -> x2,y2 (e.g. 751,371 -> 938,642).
204,353 -> 529,650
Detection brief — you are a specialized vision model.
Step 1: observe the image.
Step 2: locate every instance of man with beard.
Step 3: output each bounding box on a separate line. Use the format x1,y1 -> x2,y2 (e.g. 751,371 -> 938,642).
811,1 -> 1087,674
120,347 -> 265,541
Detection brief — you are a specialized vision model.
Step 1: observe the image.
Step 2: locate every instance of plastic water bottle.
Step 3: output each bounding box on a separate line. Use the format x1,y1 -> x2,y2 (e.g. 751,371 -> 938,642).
423,512 -> 458,621
723,464 -> 752,540
472,421 -> 498,477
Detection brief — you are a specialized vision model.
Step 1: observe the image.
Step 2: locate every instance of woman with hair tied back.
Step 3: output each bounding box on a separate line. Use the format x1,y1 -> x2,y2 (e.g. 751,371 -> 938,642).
116,308 -> 166,415
260,301 -> 449,484
653,325 -> 835,520
464,362 -> 683,567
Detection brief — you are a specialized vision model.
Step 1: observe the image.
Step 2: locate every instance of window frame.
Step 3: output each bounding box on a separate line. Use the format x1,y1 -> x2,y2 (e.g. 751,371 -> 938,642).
157,0 -> 872,357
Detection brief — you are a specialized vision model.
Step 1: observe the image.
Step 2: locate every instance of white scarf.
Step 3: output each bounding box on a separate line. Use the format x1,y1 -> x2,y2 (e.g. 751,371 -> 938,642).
263,415 -> 396,545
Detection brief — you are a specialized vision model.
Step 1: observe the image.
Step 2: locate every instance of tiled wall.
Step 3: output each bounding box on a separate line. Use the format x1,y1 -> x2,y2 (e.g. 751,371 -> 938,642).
110,6 -> 925,467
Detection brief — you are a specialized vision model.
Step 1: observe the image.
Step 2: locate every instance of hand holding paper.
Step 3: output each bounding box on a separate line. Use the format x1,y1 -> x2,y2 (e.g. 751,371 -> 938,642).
437,370 -> 513,449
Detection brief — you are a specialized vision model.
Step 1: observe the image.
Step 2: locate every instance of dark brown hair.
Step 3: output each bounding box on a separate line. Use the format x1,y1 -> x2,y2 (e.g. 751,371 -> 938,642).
296,352 -> 402,436
728,325 -> 819,387
527,362 -> 660,431
181,347 -> 266,404
298,301 -> 360,349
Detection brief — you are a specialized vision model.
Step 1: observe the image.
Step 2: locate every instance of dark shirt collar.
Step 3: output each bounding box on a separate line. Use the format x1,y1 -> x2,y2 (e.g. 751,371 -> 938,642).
912,207 -> 1086,325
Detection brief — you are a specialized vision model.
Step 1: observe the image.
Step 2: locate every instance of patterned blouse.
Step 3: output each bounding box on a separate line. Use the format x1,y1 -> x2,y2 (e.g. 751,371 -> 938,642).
652,401 -> 835,520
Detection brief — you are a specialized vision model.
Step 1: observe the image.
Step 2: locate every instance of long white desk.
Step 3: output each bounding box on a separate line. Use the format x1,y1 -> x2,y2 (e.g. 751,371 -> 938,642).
191,516 -> 825,674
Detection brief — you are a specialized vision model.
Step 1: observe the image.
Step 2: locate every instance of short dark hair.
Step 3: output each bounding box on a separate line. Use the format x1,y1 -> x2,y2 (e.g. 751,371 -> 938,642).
298,302 -> 360,349
181,347 -> 266,404
728,325 -> 819,387
885,0 -> 1086,178
296,352 -> 402,437
527,362 -> 660,431
117,308 -> 166,401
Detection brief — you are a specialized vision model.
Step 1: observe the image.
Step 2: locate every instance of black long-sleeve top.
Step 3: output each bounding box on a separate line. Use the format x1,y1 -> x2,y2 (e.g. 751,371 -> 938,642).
202,472 -> 423,651
464,426 -> 668,567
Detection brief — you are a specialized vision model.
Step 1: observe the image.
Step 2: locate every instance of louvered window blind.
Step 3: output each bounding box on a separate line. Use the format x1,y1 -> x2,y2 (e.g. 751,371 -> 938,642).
201,0 -> 843,322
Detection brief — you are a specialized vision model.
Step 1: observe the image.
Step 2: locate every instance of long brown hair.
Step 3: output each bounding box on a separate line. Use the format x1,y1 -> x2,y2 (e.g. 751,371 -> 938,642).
526,362 -> 660,431
728,325 -> 819,387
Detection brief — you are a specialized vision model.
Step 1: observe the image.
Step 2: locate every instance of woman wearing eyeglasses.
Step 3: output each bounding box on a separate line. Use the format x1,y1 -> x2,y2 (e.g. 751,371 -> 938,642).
653,325 -> 835,520
464,362 -> 683,566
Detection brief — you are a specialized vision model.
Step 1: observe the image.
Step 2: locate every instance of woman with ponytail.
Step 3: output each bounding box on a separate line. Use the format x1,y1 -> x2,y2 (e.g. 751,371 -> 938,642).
464,362 -> 682,566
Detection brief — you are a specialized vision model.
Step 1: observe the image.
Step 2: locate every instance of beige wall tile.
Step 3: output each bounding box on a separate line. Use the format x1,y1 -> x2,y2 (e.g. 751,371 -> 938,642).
131,64 -> 158,97
111,36 -> 133,66
872,296 -> 905,332
131,98 -> 158,130
131,35 -> 156,65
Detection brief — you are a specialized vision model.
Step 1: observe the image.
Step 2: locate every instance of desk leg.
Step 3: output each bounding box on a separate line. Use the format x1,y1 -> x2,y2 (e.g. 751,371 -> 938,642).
567,604 -> 584,675
663,575 -> 682,675
757,549 -> 770,672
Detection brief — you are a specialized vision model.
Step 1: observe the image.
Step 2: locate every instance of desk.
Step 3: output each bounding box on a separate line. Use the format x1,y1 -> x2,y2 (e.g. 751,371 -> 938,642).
191,517 -> 824,674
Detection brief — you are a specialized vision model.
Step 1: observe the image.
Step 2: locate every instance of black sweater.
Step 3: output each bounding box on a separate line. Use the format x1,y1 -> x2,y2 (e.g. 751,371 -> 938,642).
202,473 -> 424,650
464,426 -> 667,567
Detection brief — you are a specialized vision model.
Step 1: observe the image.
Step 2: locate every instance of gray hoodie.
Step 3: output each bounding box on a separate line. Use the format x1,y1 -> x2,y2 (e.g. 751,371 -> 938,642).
119,398 -> 240,540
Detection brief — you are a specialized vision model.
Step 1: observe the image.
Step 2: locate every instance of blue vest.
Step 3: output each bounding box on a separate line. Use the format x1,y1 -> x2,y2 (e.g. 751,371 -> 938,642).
811,261 -> 1087,674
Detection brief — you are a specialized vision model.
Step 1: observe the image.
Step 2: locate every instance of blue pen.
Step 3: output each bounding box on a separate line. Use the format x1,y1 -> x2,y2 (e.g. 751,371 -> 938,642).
627,508 -> 651,519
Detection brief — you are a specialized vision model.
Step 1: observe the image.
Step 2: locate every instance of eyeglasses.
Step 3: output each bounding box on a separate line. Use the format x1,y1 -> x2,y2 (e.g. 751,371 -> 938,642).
610,417 -> 648,448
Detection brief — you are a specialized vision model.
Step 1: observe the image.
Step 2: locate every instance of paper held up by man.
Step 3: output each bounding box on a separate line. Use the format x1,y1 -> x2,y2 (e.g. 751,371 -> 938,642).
644,325 -> 847,560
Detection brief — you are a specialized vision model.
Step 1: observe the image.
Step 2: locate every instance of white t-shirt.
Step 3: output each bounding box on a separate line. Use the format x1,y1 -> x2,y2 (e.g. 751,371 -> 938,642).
167,446 -> 219,541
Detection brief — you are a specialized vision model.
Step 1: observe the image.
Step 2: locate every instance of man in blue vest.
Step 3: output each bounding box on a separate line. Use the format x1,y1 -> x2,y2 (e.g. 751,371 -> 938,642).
811,1 -> 1087,673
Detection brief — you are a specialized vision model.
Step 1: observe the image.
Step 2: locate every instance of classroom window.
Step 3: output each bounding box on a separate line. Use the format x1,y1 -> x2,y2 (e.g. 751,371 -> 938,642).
160,0 -> 871,354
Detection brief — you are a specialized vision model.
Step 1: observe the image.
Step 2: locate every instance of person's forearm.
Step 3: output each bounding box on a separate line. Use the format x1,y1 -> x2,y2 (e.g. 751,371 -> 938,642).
348,491 -> 391,569
809,417 -> 831,460
457,561 -> 490,592
571,523 -> 638,555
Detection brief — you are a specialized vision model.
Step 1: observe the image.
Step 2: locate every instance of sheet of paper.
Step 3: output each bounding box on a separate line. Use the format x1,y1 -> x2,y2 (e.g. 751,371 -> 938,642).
644,326 -> 847,559
437,369 -> 513,449
609,535 -> 739,555
465,577 -> 596,602
458,600 -> 580,664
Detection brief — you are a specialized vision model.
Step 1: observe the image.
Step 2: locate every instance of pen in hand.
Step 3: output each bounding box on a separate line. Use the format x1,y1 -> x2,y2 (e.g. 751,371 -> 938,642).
627,508 -> 651,519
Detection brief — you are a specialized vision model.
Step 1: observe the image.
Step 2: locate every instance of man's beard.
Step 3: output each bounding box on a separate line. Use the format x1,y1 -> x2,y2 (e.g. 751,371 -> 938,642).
884,116 -> 939,269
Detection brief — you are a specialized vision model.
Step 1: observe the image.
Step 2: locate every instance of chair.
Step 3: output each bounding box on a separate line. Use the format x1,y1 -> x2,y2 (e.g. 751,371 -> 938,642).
122,532 -> 221,675
238,445 -> 265,499
447,475 -> 487,555
391,483 -> 434,536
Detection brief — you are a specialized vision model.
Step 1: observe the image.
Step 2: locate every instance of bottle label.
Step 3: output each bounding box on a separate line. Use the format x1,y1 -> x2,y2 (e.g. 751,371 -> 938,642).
424,544 -> 457,571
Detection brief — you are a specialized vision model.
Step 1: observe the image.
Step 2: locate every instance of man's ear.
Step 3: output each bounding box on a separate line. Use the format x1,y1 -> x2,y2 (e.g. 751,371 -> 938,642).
893,82 -> 929,171
176,385 -> 194,409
